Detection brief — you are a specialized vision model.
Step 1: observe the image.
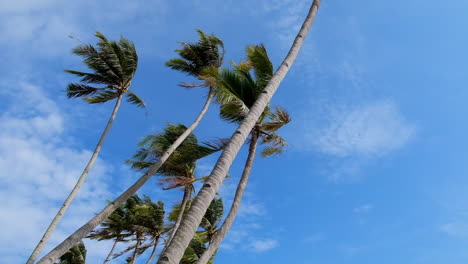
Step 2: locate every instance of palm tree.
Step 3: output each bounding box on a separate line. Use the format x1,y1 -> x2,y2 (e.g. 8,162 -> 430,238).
28,32 -> 143,264
36,30 -> 225,264
157,2 -> 321,263
55,241 -> 86,264
196,45 -> 290,264
127,124 -> 227,251
86,204 -> 132,264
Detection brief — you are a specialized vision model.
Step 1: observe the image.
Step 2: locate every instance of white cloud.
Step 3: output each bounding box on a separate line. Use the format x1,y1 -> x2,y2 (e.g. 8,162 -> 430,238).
441,222 -> 468,237
310,101 -> 414,158
249,238 -> 279,252
0,81 -> 115,263
0,0 -> 167,58
354,204 -> 374,214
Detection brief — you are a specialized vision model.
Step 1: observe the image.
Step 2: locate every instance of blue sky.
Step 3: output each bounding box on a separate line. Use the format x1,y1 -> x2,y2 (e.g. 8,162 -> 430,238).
2,0 -> 468,263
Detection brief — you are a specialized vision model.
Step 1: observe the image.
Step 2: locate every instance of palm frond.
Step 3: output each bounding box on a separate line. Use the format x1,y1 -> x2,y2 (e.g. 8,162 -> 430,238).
64,69 -> 113,85
126,91 -> 146,108
83,90 -> 120,104
246,44 -> 274,91
261,146 -> 283,157
66,83 -> 100,98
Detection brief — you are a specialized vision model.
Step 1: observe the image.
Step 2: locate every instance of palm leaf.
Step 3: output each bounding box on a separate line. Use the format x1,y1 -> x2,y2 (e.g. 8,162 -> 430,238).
66,83 -> 100,98
83,90 -> 120,104
126,91 -> 146,108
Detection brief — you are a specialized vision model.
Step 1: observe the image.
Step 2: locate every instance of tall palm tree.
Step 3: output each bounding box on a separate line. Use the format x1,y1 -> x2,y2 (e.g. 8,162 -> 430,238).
27,32 -> 144,264
36,30 -> 225,264
55,241 -> 86,264
196,45 -> 290,264
127,123 -> 227,251
157,2 -> 321,263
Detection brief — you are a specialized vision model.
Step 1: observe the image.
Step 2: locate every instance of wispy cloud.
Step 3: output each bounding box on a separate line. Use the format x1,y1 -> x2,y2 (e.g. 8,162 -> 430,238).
0,81 -> 116,263
249,238 -> 279,252
440,222 -> 468,237
311,101 -> 414,158
354,204 -> 374,214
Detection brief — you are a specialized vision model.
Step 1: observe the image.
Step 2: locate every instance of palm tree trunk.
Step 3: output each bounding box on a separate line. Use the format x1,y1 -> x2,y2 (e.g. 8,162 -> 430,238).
27,93 -> 124,264
37,90 -> 215,264
145,237 -> 160,264
165,186 -> 192,249
196,133 -> 258,264
103,240 -> 119,264
130,236 -> 142,264
156,2 -> 321,263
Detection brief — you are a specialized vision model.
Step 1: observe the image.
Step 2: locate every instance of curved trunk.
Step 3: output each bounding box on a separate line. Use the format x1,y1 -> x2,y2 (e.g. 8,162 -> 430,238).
165,186 -> 192,250
196,133 -> 258,264
37,90 -> 215,264
156,2 -> 321,263
27,93 -> 124,264
103,240 -> 118,264
145,237 -> 160,264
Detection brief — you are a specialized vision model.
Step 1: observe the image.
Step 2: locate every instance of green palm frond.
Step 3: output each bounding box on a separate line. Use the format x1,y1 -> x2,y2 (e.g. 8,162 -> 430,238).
261,106 -> 291,132
65,31 -> 141,106
66,83 -> 100,98
219,101 -> 249,123
261,146 -> 283,157
64,69 -> 113,85
166,29 -> 224,79
127,124 -> 223,178
200,198 -> 223,231
246,44 -> 274,90
126,91 -> 146,108
83,90 -> 119,104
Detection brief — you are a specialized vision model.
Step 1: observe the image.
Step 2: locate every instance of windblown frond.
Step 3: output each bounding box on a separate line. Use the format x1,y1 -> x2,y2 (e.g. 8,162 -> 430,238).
66,83 -> 100,98
65,32 -> 142,106
126,91 -> 146,108
83,90 -> 119,104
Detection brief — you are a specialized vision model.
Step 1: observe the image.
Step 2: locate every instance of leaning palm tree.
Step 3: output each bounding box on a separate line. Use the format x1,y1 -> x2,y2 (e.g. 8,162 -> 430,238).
127,123 -> 227,251
38,1 -> 322,260
156,2 -> 321,263
196,45 -> 290,264
28,31 -> 144,264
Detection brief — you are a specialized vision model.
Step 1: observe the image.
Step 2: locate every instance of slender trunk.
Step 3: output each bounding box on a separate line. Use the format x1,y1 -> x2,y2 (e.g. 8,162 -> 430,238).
145,237 -> 160,264
196,133 -> 258,264
165,186 -> 192,249
37,90 -> 215,264
27,94 -> 124,264
156,2 -> 321,263
103,240 -> 119,264
130,235 -> 142,264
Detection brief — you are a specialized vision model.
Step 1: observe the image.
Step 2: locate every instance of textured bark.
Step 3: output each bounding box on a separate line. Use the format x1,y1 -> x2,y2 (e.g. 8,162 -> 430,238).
37,90 -> 215,264
165,186 -> 192,251
156,1 -> 321,263
196,133 -> 258,264
145,238 -> 160,264
27,94 -> 124,264
103,240 -> 118,264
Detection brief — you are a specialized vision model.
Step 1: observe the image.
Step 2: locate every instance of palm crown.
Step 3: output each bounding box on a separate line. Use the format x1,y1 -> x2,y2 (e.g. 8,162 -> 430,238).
166,29 -> 224,80
65,32 -> 145,107
204,44 -> 291,156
